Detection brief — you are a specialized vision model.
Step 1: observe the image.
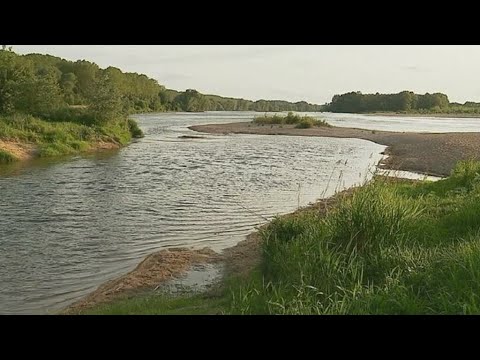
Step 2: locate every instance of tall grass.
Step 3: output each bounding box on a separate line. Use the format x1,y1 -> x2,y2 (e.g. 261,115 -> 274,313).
0,149 -> 17,163
253,112 -> 331,128
229,160 -> 480,314
0,113 -> 143,161
81,160 -> 480,315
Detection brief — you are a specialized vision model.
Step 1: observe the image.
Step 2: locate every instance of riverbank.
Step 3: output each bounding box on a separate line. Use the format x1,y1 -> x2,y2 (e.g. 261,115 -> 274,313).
189,122 -> 480,177
63,187 -> 347,314
71,160 -> 480,314
0,114 -> 142,164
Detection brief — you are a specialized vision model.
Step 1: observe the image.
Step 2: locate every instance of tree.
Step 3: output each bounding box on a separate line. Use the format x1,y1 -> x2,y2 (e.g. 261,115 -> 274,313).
60,72 -> 77,104
0,51 -> 34,114
88,75 -> 123,124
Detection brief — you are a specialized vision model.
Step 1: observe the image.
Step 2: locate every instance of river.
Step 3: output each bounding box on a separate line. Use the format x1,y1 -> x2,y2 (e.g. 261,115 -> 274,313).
0,111 -> 478,314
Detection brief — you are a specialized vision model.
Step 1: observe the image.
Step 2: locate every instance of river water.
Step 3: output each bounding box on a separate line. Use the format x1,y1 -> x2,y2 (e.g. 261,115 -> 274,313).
0,111 -> 478,314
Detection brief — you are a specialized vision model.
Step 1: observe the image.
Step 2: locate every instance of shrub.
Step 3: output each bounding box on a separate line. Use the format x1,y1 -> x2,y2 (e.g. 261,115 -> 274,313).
253,112 -> 331,128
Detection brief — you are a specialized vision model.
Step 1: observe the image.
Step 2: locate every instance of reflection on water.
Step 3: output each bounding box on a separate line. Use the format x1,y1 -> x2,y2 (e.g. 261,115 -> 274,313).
1,110 -> 472,314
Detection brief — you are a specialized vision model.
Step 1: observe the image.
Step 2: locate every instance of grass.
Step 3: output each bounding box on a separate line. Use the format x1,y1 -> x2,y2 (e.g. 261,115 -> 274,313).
0,113 -> 143,162
81,160 -> 480,315
82,292 -> 227,315
0,149 -> 17,163
253,112 -> 331,128
229,160 -> 480,314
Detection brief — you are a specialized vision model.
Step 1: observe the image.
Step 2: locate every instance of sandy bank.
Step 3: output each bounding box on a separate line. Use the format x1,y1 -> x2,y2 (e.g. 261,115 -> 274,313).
0,139 -> 122,164
0,140 -> 38,161
63,248 -> 220,314
189,123 -> 480,177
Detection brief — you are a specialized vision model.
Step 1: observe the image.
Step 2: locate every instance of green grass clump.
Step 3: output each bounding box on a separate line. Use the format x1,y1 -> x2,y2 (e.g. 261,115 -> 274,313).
294,118 -> 331,129
253,112 -> 331,128
128,118 -> 144,138
82,293 -> 226,315
0,149 -> 17,163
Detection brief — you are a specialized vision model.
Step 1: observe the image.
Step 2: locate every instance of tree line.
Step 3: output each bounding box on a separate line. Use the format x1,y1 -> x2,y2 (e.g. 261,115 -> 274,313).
324,91 -> 452,113
162,89 -> 323,112
0,48 -> 323,127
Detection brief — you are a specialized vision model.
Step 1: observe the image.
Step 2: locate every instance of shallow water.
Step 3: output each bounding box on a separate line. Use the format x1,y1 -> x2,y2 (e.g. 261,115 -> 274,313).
0,111 -> 473,314
317,112 -> 480,133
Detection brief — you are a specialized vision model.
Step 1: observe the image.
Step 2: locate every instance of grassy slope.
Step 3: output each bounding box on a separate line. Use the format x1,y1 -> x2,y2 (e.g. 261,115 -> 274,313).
0,114 -> 142,162
81,160 -> 480,315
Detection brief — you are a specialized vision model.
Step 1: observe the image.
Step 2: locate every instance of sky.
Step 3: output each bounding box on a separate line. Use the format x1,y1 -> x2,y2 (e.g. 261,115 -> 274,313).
11,45 -> 480,104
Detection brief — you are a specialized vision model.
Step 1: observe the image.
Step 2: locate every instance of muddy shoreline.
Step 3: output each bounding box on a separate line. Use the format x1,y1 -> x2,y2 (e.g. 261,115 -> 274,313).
189,122 -> 480,177
63,188 -> 349,314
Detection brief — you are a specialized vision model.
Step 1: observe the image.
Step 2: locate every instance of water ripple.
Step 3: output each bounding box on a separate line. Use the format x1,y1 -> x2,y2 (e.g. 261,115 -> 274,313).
0,111 -> 390,314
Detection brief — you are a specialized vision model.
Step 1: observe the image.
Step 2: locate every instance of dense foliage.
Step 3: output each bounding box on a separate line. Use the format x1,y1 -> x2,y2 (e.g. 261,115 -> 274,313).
0,49 -> 165,119
325,91 -> 480,114
325,91 -> 452,113
162,89 -> 323,112
0,48 -> 323,118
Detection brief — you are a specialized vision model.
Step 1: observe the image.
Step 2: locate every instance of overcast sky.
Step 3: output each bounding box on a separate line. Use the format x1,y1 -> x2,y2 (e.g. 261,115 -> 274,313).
12,45 -> 480,104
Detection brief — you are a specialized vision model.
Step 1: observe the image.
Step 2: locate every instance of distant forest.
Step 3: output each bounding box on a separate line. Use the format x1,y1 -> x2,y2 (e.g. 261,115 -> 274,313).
0,48 -> 323,120
324,91 -> 480,114
3,47 -> 480,119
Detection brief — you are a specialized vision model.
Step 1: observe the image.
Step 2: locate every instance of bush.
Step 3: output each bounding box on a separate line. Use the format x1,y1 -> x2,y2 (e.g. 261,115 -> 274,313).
128,118 -> 144,138
295,119 -> 314,129
253,112 -> 331,128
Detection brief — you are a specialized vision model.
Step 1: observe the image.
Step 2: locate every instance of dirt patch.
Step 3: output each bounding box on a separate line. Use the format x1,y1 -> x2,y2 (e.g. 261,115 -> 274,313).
93,141 -> 121,151
63,247 -> 221,314
0,140 -> 38,161
190,123 -> 480,177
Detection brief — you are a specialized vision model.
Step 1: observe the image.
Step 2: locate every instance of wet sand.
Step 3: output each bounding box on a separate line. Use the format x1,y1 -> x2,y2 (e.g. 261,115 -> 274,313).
190,123 -> 480,177
63,247 -> 221,314
62,188 -> 353,314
